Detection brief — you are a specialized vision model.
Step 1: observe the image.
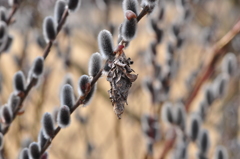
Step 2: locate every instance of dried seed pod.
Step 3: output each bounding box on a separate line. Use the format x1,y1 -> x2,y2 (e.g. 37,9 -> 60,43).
28,142 -> 40,159
42,112 -> 55,139
60,84 -> 75,109
0,21 -> 7,42
19,148 -> 30,159
98,30 -> 114,60
7,93 -> 20,115
31,56 -> 44,78
107,51 -> 137,119
161,102 -> 174,124
173,102 -> 186,130
189,113 -> 201,141
57,105 -> 71,128
13,71 -> 26,93
198,129 -> 210,155
54,0 -> 66,24
122,0 -> 139,15
78,75 -> 91,96
0,7 -> 7,22
214,145 -> 228,159
88,52 -> 102,77
1,105 -> 12,125
121,18 -> 137,41
67,0 -> 81,12
38,129 -> 47,150
0,133 -> 3,150
83,84 -> 96,106
222,53 -> 237,76
43,16 -> 56,43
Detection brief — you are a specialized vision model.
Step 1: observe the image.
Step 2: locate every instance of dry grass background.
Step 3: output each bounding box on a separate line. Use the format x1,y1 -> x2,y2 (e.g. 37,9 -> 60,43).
0,0 -> 240,159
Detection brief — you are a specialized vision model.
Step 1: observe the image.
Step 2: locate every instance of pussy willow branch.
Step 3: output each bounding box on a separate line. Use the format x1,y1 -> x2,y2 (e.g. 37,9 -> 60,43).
2,8 -> 70,135
39,6 -> 151,157
185,18 -> 240,112
157,18 -> 240,159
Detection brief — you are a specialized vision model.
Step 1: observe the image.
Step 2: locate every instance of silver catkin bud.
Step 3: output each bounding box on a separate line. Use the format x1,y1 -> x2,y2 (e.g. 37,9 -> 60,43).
214,145 -> 228,159
83,84 -> 96,106
212,73 -> 229,99
198,129 -> 210,155
31,56 -> 44,78
28,142 -> 40,159
78,75 -> 91,96
98,30 -> 114,60
121,18 -> 138,41
42,112 -> 55,139
173,102 -> 186,130
43,16 -> 57,43
0,133 -> 3,150
0,21 -> 7,42
13,71 -> 26,93
122,0 -> 139,15
38,129 -> 47,150
221,53 -> 237,77
8,0 -> 20,6
204,84 -> 215,106
189,113 -> 201,142
88,52 -> 102,77
54,0 -> 66,24
161,102 -> 174,124
0,7 -> 7,22
67,0 -> 81,12
1,105 -> 12,125
19,148 -> 30,159
7,93 -> 20,115
1,35 -> 13,52
57,105 -> 71,128
60,84 -> 75,109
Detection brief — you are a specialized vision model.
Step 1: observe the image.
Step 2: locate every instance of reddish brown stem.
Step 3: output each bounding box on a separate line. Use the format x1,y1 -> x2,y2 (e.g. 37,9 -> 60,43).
6,5 -> 18,25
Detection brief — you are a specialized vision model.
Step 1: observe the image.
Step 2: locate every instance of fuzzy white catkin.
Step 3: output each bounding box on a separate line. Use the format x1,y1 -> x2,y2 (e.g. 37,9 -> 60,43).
38,130 -> 47,150
221,53 -> 237,76
43,16 -> 56,43
7,93 -> 20,115
198,129 -> 210,155
42,112 -> 55,139
98,30 -> 114,60
161,102 -> 173,124
67,0 -> 81,12
13,71 -> 26,93
31,56 -> 44,78
0,21 -> 7,42
214,145 -> 228,159
28,142 -> 40,159
19,148 -> 30,159
88,52 -> 102,77
78,75 -> 90,96
60,84 -> 75,108
188,113 -> 201,141
57,105 -> 71,128
123,0 -> 139,15
54,0 -> 66,24
0,6 -> 7,22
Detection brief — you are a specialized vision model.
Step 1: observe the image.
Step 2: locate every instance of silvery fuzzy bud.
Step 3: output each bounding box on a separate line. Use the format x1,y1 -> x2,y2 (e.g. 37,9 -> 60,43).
7,93 -> 20,115
214,145 -> 228,159
28,142 -> 40,159
38,130 -> 47,150
198,100 -> 207,121
204,85 -> 215,106
67,0 -> 81,12
57,105 -> 71,128
54,0 -> 66,24
88,52 -> 102,77
78,75 -> 91,96
60,84 -> 75,109
161,102 -> 174,124
0,21 -> 7,42
174,140 -> 188,159
173,102 -> 186,130
121,18 -> 137,41
19,148 -> 30,159
8,0 -> 21,6
43,16 -> 56,43
123,0 -> 139,15
31,56 -> 44,78
42,112 -> 55,139
98,30 -> 114,60
222,53 -> 237,76
0,7 -> 7,22
198,129 -> 210,155
1,105 -> 12,125
189,113 -> 201,142
83,84 -> 96,106
0,133 -> 3,150
1,35 -> 13,52
13,71 -> 26,93
212,73 -> 229,99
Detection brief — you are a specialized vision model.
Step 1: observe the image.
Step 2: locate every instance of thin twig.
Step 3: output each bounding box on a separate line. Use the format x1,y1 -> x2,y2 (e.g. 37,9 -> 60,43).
6,4 -> 18,25
2,8 -> 70,135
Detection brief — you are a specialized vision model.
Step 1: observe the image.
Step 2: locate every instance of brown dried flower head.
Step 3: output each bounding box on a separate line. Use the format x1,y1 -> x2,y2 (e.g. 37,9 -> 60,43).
107,48 -> 137,119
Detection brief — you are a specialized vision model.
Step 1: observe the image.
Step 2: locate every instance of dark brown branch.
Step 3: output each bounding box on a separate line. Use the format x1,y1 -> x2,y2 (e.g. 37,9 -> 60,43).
185,19 -> 240,112
6,4 -> 18,25
137,6 -> 150,22
2,8 -> 70,135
